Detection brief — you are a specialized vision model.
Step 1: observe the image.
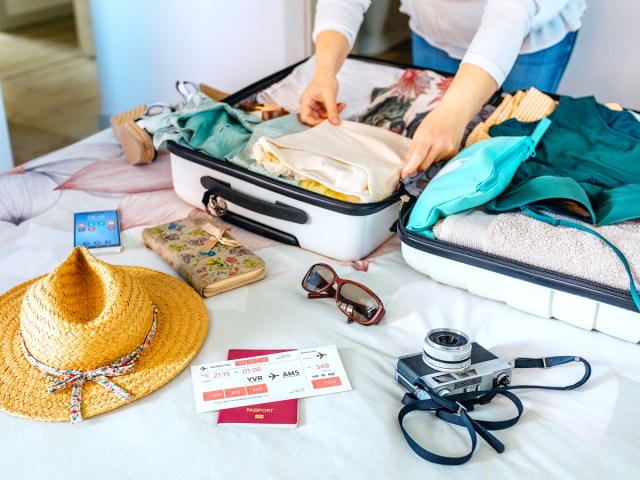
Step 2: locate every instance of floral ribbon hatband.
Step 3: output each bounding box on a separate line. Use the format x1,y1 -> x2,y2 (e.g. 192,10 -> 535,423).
20,303 -> 158,424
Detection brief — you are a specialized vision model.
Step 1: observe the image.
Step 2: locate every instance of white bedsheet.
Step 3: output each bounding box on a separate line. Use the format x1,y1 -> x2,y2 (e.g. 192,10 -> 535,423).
1,130 -> 639,479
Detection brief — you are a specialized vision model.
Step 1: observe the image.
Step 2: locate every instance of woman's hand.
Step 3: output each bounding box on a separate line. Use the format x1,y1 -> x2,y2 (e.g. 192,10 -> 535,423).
299,30 -> 351,126
401,63 -> 499,178
299,73 -> 346,126
402,104 -> 466,177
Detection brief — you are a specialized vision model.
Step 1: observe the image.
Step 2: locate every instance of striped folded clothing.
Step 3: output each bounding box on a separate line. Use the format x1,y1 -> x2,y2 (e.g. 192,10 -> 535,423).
465,87 -> 558,146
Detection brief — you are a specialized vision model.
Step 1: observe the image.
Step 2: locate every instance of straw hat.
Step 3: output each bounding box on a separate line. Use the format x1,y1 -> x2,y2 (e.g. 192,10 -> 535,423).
0,247 -> 208,423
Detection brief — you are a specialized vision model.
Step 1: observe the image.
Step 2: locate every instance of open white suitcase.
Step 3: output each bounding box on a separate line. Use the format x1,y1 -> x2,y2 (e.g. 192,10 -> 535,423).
169,141 -> 401,261
168,57 -> 415,262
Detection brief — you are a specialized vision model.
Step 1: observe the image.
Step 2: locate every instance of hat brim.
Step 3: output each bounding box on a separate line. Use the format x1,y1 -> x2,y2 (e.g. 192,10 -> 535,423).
0,266 -> 208,422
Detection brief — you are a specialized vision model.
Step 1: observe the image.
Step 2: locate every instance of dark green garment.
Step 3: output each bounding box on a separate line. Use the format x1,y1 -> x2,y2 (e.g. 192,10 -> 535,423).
175,103 -> 262,159
486,96 -> 640,225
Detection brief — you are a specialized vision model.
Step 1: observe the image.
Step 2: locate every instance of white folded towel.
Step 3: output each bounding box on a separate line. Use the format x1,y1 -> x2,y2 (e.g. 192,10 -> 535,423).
434,209 -> 640,292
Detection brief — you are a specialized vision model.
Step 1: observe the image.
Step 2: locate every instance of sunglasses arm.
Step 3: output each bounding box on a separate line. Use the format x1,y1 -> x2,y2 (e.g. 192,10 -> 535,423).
307,291 -> 333,299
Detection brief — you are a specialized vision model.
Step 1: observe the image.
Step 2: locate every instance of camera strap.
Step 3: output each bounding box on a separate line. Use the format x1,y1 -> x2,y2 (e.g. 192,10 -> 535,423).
398,355 -> 591,465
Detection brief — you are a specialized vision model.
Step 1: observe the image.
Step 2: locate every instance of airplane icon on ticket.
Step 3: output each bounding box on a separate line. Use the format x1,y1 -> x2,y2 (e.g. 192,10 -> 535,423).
317,352 -> 327,360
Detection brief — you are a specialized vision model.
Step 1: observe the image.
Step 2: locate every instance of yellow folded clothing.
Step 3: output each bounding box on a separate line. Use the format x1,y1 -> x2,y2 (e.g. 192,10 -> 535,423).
299,179 -> 360,203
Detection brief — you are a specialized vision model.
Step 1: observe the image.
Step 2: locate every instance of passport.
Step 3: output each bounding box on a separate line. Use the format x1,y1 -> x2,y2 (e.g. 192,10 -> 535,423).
216,349 -> 298,427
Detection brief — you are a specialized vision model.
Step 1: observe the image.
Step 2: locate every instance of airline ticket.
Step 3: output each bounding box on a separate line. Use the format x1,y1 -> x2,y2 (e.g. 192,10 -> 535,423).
191,345 -> 352,412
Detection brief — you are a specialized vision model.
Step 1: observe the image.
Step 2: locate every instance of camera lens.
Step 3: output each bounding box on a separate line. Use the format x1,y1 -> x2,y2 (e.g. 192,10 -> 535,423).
434,333 -> 461,346
422,328 -> 472,372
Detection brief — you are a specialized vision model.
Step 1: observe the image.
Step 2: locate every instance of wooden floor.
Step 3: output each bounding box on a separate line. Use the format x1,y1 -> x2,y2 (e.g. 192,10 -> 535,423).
0,15 -> 100,166
0,16 -> 411,168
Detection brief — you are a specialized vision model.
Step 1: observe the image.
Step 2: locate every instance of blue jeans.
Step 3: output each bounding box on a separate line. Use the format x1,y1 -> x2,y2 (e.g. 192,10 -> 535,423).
411,31 -> 578,93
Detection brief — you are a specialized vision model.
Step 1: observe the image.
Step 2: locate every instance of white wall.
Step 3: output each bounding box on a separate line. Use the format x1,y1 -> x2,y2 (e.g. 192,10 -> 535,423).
91,0 -> 313,124
0,82 -> 12,171
558,0 -> 640,110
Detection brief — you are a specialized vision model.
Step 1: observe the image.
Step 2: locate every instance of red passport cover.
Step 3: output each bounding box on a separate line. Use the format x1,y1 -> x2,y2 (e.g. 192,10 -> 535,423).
216,349 -> 298,427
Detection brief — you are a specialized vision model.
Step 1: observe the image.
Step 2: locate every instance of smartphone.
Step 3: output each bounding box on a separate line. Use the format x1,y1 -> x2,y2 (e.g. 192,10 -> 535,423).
73,209 -> 122,254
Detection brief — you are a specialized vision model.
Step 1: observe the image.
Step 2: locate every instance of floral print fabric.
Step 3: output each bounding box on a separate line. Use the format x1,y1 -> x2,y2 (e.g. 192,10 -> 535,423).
21,303 -> 158,424
355,68 -> 452,138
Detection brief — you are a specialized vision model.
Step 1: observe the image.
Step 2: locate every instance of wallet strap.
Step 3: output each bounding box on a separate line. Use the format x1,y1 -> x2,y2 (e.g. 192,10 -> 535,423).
200,223 -> 242,253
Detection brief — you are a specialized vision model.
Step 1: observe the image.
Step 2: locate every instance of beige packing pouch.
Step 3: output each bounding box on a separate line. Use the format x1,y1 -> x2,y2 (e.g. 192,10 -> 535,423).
252,120 -> 410,203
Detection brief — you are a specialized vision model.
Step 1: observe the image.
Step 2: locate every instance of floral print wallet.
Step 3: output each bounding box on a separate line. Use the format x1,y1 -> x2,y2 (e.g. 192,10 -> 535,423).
142,216 -> 266,297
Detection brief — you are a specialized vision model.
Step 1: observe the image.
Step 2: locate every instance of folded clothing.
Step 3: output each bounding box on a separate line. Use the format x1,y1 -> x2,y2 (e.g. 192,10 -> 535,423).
251,120 -> 410,203
228,113 -> 308,186
172,102 -> 262,159
465,87 -> 557,147
144,91 -> 220,151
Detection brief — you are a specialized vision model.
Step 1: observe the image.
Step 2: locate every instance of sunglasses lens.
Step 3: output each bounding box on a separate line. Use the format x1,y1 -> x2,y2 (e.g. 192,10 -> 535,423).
303,265 -> 335,292
337,283 -> 382,324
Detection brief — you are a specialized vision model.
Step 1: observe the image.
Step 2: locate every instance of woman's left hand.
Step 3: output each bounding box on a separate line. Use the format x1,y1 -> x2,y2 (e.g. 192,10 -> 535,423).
401,63 -> 499,178
401,104 -> 466,178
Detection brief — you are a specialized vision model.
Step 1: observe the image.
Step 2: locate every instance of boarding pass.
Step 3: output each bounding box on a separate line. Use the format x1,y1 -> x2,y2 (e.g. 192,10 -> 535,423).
191,345 -> 352,412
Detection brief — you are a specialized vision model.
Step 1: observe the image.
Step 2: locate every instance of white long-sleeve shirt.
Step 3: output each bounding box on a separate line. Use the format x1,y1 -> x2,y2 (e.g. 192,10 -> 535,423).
313,0 -> 586,86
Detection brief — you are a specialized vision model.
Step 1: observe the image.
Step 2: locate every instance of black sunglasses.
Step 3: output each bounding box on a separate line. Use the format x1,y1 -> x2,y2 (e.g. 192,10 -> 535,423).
301,263 -> 385,325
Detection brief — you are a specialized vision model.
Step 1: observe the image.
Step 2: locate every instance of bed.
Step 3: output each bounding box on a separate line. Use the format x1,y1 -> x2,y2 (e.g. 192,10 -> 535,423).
1,127 -> 639,479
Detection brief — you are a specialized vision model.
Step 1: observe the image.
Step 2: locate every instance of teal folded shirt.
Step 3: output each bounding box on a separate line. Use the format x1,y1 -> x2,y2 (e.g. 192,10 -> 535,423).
487,96 -> 640,225
174,103 -> 262,159
228,113 -> 309,185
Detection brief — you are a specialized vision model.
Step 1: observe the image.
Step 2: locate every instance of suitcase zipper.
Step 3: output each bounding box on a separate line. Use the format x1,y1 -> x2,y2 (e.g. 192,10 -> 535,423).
205,194 -> 228,217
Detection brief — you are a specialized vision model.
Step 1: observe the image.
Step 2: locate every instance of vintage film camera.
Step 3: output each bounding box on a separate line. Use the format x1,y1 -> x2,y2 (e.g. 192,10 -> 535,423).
396,328 -> 512,400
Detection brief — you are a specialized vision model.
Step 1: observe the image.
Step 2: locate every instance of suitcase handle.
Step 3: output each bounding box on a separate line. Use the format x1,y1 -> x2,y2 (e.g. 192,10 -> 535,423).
200,176 -> 308,224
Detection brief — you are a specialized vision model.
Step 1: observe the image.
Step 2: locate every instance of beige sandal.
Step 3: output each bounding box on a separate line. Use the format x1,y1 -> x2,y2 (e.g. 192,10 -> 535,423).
109,104 -> 157,165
